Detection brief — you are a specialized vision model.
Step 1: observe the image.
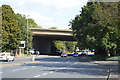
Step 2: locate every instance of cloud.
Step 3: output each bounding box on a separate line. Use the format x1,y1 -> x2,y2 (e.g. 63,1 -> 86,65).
14,10 -> 55,28
0,0 -> 88,29
29,0 -> 88,9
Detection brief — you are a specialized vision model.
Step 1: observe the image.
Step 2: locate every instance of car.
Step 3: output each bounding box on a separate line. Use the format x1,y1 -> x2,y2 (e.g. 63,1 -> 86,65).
36,51 -> 40,55
81,51 -> 87,55
61,53 -> 68,57
29,49 -> 35,54
87,51 -> 95,56
68,53 -> 74,56
0,52 -> 14,62
73,53 -> 79,57
75,51 -> 82,55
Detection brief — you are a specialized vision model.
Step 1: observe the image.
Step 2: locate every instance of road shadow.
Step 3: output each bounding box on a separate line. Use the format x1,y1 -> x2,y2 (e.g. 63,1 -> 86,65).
21,56 -> 112,77
35,56 -> 92,62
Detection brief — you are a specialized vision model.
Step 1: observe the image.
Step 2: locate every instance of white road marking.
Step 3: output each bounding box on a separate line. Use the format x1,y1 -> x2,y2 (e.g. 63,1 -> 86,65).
42,73 -> 47,75
23,68 -> 27,69
74,62 -> 78,64
34,75 -> 41,78
63,67 -> 66,69
49,71 -> 53,73
12,68 -> 27,71
31,66 -> 37,68
60,68 -> 63,69
0,72 -> 3,74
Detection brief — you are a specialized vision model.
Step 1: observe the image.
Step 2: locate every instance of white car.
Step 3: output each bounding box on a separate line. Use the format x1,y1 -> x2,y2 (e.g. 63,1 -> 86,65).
0,52 -> 14,61
29,49 -> 35,54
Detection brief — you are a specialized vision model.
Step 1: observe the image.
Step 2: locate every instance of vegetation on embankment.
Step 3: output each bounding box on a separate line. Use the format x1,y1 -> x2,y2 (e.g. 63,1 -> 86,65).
90,55 -> 120,61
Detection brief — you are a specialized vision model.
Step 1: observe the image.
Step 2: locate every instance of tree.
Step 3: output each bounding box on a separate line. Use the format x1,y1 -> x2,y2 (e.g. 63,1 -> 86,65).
2,5 -> 40,55
16,13 -> 40,53
28,18 -> 41,28
70,2 -> 119,56
65,41 -> 77,52
0,6 -> 2,52
2,5 -> 22,51
49,27 -> 77,53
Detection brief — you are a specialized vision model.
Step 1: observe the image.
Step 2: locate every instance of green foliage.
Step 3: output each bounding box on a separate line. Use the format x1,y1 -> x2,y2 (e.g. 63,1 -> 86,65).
70,2 -> 119,56
65,41 -> 77,52
0,6 -> 2,52
2,5 -> 22,51
52,41 -> 77,53
2,5 -> 40,53
53,41 -> 65,52
28,18 -> 40,28
49,27 -> 57,29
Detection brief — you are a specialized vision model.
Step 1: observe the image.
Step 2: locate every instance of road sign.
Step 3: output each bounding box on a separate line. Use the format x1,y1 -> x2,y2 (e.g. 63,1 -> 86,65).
19,41 -> 25,48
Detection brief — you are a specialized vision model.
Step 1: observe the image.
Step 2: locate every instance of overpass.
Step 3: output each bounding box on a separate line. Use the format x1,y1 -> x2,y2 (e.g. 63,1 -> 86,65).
30,28 -> 76,54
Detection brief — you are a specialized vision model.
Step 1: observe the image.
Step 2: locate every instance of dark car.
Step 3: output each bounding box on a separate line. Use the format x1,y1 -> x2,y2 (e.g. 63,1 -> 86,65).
81,51 -> 87,55
73,53 -> 79,57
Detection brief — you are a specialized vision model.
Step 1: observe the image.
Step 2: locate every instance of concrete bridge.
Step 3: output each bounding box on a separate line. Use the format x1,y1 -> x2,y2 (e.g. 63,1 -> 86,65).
30,28 -> 76,54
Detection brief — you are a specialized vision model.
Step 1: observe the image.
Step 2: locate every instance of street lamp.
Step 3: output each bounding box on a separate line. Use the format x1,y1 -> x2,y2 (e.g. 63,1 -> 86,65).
26,15 -> 30,56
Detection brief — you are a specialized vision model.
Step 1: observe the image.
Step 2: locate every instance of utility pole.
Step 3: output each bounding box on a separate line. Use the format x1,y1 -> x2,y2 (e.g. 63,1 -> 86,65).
26,15 -> 30,56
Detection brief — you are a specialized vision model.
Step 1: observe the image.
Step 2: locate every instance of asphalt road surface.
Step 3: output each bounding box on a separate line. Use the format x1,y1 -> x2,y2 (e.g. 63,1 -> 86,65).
0,55 -> 118,79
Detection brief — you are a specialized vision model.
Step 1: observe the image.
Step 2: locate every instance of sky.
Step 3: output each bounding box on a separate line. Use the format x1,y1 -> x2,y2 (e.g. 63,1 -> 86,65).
0,0 -> 88,29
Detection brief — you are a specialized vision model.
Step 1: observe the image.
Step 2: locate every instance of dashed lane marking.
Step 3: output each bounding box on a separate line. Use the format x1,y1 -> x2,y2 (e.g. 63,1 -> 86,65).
42,73 -> 47,75
34,75 -> 41,78
12,68 -> 27,71
49,71 -> 53,73
74,62 -> 78,64
0,72 -> 3,74
31,66 -> 37,68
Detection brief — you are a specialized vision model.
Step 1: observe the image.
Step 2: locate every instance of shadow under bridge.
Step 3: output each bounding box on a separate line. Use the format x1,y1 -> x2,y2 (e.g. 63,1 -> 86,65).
30,28 -> 76,54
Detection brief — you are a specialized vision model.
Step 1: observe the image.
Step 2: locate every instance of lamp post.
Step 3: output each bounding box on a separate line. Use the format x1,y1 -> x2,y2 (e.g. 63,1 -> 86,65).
26,15 -> 30,56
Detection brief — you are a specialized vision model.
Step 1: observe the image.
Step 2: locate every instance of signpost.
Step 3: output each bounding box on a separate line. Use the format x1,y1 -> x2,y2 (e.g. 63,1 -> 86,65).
19,41 -> 25,56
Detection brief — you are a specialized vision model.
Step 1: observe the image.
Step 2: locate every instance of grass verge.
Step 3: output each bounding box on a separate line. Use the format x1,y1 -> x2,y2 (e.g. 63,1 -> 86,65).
106,56 -> 120,61
89,55 -> 120,61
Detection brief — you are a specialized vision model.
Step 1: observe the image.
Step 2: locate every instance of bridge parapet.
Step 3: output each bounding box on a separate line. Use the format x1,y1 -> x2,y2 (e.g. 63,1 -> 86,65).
30,28 -> 73,36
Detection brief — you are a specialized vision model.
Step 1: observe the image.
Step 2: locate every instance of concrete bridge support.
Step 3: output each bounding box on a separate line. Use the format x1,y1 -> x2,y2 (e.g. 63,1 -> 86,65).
33,36 -> 52,54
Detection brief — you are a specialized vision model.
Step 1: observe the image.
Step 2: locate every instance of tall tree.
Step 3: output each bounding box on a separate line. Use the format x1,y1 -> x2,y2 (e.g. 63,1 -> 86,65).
2,5 -> 22,51
70,2 -> 119,56
16,13 -> 40,52
0,6 -> 2,52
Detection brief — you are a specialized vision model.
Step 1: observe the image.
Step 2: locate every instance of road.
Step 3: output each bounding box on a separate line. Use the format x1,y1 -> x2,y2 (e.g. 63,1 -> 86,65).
0,55 -> 118,79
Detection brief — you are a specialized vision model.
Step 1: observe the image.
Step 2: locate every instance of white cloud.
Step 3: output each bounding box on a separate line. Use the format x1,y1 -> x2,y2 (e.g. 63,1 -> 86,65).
1,0 -> 87,29
29,0 -> 88,9
17,0 -> 26,7
14,10 -> 55,28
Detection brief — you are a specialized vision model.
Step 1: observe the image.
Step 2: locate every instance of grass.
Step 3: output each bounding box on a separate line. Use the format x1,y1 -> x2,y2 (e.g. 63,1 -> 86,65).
106,56 -> 120,61
89,55 -> 120,61
89,55 -> 108,61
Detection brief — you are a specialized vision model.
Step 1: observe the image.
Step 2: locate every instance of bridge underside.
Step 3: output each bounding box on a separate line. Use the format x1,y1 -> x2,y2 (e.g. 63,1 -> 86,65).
33,35 -> 76,54
31,28 -> 76,54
